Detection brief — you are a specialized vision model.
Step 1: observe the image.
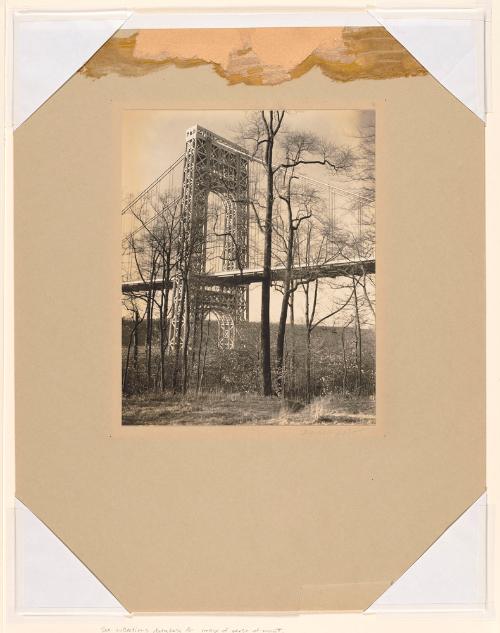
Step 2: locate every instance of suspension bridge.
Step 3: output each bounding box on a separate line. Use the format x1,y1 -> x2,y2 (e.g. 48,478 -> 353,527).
122,124 -> 375,349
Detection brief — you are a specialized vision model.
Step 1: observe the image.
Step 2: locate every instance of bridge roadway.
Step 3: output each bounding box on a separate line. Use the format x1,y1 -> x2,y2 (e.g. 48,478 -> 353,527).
122,258 -> 375,294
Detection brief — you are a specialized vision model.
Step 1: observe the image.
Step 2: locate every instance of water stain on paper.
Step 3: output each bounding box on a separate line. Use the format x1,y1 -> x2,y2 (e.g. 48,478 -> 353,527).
81,27 -> 427,84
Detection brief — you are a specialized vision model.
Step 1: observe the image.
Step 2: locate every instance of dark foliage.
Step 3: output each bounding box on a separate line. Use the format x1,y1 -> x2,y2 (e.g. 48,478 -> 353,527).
122,318 -> 375,400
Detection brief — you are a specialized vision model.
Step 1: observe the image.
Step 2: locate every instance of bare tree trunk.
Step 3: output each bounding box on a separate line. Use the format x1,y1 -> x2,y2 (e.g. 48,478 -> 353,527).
181,285 -> 192,395
276,226 -> 294,397
275,166 -> 299,396
198,316 -> 211,393
158,294 -> 165,391
133,308 -> 139,375
275,281 -> 290,398
172,276 -> 187,394
289,294 -> 296,397
217,344 -> 224,391
195,310 -> 206,394
145,291 -> 153,389
261,134 -> 274,397
341,325 -> 348,396
361,272 -> 376,319
259,111 -> 285,396
189,302 -> 200,390
305,327 -> 312,404
145,250 -> 158,390
123,307 -> 143,393
123,325 -> 134,393
304,283 -> 312,403
153,272 -> 168,393
149,291 -> 156,389
352,278 -> 362,395
159,256 -> 170,391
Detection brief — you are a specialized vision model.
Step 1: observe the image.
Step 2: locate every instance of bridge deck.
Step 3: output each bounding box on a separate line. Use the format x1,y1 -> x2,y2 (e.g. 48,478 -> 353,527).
122,258 -> 375,294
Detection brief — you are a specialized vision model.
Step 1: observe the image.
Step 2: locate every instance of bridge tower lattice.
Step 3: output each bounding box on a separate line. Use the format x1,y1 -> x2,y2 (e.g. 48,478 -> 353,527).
169,125 -> 250,351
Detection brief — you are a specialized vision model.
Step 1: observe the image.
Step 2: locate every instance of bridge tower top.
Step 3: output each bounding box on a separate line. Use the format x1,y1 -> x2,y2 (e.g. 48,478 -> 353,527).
185,124 -> 250,158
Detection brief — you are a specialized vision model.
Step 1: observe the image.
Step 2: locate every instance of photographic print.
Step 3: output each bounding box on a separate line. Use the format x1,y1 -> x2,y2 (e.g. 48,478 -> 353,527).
122,110 -> 375,425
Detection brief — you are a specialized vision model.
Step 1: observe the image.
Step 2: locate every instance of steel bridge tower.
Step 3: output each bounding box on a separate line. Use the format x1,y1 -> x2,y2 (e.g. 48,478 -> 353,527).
169,125 -> 249,351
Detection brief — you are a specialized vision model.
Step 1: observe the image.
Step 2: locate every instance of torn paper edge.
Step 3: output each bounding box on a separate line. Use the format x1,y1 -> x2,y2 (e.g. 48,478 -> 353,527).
12,9 -> 488,128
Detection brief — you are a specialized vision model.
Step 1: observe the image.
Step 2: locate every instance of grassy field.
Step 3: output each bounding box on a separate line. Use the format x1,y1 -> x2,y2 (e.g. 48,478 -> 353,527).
122,392 -> 375,426
122,319 -> 375,425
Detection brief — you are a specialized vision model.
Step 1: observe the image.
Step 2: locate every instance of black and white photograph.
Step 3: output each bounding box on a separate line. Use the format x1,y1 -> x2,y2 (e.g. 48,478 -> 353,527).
122,110 -> 375,425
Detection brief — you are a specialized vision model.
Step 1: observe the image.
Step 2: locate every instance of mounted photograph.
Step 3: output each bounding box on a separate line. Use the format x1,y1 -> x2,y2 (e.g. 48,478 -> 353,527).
121,110 -> 375,425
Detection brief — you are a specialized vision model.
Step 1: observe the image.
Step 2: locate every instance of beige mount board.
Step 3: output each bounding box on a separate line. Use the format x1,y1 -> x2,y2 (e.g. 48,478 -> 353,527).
14,26 -> 485,612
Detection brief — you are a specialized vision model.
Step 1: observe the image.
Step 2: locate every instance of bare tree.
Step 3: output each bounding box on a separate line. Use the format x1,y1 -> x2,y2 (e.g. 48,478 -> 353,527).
293,214 -> 359,401
171,192 -> 209,395
122,296 -> 146,393
273,130 -> 354,396
152,194 -> 182,389
123,191 -> 182,391
352,114 -> 375,203
238,110 -> 285,396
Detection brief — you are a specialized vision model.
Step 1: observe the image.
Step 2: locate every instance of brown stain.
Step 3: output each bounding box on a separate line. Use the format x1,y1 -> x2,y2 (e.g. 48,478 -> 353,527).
80,27 -> 427,84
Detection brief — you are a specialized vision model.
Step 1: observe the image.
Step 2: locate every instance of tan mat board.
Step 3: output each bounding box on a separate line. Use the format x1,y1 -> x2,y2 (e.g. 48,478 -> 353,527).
14,27 -> 484,612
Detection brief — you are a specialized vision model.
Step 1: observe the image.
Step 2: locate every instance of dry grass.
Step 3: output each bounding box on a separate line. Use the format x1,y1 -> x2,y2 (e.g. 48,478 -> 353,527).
122,392 -> 375,426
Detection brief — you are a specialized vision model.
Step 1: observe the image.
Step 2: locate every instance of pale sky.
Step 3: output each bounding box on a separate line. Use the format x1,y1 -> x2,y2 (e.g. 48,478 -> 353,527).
122,109 -> 373,200
122,110 -> 375,325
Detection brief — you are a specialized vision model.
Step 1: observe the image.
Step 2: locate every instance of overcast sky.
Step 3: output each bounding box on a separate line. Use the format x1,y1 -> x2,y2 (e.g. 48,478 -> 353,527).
122,109 -> 373,198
